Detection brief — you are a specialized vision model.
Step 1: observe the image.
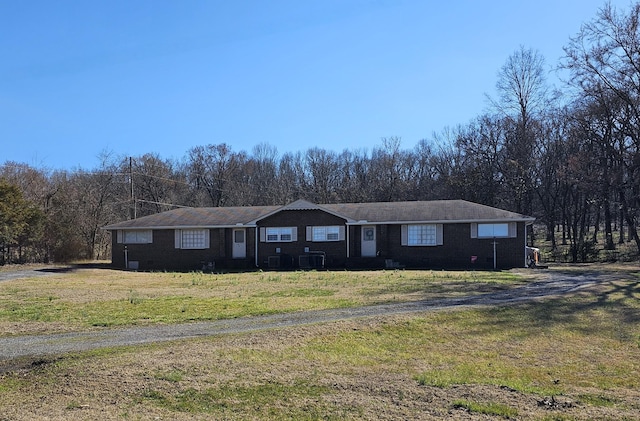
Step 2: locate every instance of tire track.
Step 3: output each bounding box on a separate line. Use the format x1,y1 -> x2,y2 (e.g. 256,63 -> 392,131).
0,271 -> 608,361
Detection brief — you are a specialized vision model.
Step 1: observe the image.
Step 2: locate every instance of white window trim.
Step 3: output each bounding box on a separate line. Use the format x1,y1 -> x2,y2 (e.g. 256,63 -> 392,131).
260,227 -> 298,243
401,224 -> 443,246
174,229 -> 210,249
306,225 -> 345,242
471,222 -> 517,239
117,230 -> 153,244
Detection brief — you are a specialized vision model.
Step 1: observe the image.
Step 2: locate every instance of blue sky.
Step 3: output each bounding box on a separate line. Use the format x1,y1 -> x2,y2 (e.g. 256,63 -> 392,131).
0,0 -> 630,170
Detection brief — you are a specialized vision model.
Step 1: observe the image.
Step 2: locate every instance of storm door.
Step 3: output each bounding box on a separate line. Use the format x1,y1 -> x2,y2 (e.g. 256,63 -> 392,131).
232,228 -> 246,259
361,226 -> 377,257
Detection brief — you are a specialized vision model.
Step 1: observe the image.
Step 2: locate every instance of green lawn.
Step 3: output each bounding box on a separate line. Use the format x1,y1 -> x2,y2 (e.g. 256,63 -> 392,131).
0,265 -> 638,420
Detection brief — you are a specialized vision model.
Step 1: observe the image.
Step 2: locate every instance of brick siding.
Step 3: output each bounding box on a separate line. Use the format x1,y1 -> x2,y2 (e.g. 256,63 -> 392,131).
110,214 -> 527,271
257,210 -> 347,269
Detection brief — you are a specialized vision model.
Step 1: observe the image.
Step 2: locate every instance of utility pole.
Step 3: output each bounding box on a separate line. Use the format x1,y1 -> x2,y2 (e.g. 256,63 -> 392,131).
130,157 -> 136,219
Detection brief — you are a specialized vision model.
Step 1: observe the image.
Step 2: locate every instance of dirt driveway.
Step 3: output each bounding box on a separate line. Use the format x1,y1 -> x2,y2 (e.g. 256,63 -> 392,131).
0,268 -> 618,361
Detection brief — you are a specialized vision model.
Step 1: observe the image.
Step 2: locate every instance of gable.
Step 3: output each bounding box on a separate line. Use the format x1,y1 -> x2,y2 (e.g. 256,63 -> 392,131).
250,199 -> 355,224
258,208 -> 347,227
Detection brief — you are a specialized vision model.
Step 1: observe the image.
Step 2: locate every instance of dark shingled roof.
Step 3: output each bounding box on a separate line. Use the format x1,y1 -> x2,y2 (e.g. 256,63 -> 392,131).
103,205 -> 280,230
103,200 -> 533,230
322,200 -> 533,223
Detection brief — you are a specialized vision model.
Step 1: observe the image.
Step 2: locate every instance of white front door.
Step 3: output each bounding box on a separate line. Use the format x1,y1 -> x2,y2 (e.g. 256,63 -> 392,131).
361,226 -> 376,257
232,229 -> 246,259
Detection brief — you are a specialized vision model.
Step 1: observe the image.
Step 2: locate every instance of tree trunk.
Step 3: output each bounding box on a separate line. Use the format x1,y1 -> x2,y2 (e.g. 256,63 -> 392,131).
620,190 -> 640,253
603,198 -> 615,250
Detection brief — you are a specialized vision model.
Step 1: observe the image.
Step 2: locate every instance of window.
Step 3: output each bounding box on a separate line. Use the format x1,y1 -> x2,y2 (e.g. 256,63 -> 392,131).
312,226 -> 340,241
473,223 -> 515,238
401,224 -> 443,246
363,227 -> 375,242
408,224 -> 436,246
265,227 -> 295,242
120,230 -> 153,244
306,226 -> 344,242
181,229 -> 208,249
175,229 -> 210,249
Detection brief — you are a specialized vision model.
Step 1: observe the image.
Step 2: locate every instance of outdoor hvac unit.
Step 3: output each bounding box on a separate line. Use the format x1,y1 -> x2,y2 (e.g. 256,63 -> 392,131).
298,252 -> 325,269
267,255 -> 280,269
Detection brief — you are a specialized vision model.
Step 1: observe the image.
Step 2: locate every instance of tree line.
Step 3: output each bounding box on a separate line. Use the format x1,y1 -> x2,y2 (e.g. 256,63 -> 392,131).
2,2 -> 640,264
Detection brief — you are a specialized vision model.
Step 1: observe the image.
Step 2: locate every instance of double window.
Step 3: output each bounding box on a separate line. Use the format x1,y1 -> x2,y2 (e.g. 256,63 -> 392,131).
264,227 -> 296,242
309,226 -> 343,242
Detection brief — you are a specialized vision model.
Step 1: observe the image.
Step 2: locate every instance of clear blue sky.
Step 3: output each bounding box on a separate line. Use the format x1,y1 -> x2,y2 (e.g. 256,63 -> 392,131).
0,0 -> 630,170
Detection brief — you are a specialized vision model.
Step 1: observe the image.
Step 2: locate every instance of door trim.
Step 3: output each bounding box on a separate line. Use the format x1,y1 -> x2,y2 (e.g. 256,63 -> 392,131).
232,228 -> 246,259
361,226 -> 376,257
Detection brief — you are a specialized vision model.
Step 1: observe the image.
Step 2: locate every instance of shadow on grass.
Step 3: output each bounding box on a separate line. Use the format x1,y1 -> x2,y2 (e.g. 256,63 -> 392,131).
478,274 -> 640,338
35,262 -> 113,274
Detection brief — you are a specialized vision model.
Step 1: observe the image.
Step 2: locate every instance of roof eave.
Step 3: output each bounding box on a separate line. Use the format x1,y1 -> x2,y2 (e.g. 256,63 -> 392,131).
346,217 -> 536,225
102,224 -> 257,231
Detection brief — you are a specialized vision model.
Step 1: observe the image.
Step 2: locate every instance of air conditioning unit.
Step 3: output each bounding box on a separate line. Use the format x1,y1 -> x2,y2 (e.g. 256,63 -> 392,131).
267,255 -> 280,269
299,253 -> 325,269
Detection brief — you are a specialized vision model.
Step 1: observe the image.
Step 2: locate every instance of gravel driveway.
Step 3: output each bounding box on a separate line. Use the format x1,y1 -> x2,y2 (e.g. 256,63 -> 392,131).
0,269 -> 614,361
0,268 -> 64,283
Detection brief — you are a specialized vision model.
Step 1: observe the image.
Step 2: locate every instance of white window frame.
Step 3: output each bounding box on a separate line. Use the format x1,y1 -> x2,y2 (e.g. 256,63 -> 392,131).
472,223 -> 516,238
401,224 -> 443,246
174,229 -> 210,249
408,224 -> 436,246
118,230 -> 153,244
264,227 -> 296,243
308,225 -> 343,242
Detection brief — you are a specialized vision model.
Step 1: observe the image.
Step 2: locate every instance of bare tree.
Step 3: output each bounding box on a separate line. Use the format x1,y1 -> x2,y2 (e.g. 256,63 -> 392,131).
245,143 -> 281,205
370,137 -> 409,202
562,1 -> 640,254
187,144 -> 246,207
490,46 -> 551,214
531,106 -> 571,249
411,139 -> 438,201
303,147 -> 340,204
130,153 -> 184,215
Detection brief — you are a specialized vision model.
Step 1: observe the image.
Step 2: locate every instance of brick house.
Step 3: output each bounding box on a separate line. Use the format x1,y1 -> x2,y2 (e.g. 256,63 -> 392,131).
103,199 -> 535,271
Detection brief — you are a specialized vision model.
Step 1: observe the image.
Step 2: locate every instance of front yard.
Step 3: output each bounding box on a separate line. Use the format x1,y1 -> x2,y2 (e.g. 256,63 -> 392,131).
0,265 -> 638,420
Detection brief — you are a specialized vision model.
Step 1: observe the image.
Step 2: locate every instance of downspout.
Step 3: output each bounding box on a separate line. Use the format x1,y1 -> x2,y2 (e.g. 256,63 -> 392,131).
523,223 -> 527,267
346,224 -> 350,259
492,239 -> 497,270
124,245 -> 128,269
524,221 -> 532,268
255,227 -> 259,268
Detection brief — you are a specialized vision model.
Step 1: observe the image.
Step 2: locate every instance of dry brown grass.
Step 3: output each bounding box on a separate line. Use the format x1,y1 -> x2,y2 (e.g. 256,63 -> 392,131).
0,265 -> 638,420
1,306 -> 639,420
0,266 -> 521,335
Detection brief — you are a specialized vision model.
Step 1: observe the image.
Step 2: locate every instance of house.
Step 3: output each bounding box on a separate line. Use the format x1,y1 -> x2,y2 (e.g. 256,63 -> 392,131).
102,199 -> 535,271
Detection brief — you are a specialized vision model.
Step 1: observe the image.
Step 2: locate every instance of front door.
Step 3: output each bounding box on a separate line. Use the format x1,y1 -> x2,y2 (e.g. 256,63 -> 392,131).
361,226 -> 377,257
232,228 -> 246,259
